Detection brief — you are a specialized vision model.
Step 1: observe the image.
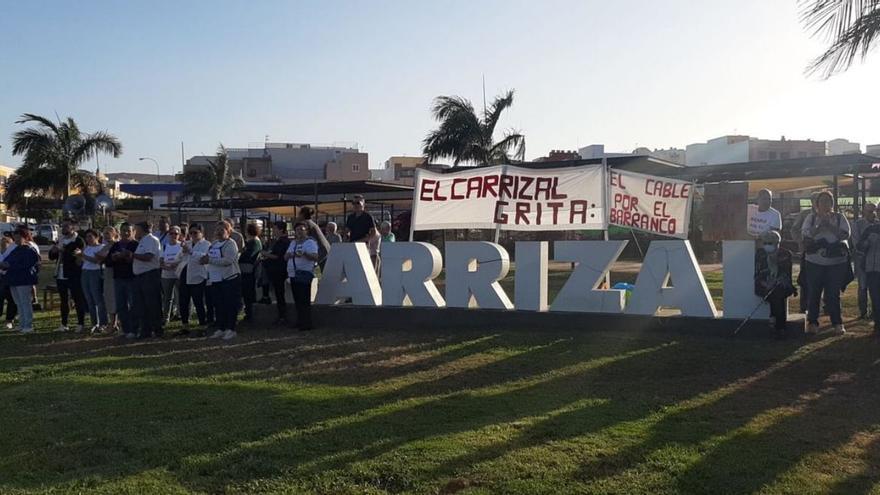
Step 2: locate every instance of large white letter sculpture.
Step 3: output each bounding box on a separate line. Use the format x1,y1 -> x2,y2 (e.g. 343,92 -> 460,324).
721,240 -> 774,319
380,242 -> 445,307
514,242 -> 548,311
445,242 -> 513,309
314,242 -> 381,306
550,240 -> 628,313
626,240 -> 718,318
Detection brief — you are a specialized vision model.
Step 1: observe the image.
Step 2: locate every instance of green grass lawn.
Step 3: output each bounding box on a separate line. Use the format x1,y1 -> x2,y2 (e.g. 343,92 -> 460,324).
1,263 -> 878,494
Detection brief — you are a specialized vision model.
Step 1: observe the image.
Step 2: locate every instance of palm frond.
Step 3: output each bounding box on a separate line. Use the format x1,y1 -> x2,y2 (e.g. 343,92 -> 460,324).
11,128 -> 56,157
483,90 -> 515,140
70,170 -> 103,197
802,0 -> 880,77
489,131 -> 526,164
71,132 -> 123,166
14,113 -> 59,133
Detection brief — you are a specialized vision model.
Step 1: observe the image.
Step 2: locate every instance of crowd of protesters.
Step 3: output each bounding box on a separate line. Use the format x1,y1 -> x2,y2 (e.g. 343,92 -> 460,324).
0,194 -> 391,339
752,188 -> 880,339
2,189 -> 876,340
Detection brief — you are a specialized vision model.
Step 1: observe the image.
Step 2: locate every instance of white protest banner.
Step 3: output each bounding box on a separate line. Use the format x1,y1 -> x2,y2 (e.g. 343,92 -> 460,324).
607,169 -> 693,239
412,164 -> 606,231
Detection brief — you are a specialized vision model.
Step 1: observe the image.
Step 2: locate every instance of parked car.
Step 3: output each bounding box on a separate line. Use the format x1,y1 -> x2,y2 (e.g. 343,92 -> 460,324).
35,223 -> 59,245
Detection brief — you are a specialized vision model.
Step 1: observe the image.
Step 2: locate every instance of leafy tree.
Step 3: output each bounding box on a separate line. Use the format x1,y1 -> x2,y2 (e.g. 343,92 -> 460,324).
803,0 -> 880,77
422,90 -> 525,166
7,113 -> 122,208
182,144 -> 243,201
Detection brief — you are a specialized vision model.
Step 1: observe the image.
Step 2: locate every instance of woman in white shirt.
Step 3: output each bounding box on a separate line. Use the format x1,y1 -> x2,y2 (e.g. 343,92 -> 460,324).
175,223 -> 211,336
160,226 -> 183,324
79,229 -> 108,332
285,221 -> 319,331
801,191 -> 851,335
201,221 -> 240,340
99,226 -> 118,332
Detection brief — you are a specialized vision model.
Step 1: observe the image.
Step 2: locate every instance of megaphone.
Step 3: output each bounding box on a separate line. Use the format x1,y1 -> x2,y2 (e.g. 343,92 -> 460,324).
63,195 -> 86,217
95,194 -> 114,212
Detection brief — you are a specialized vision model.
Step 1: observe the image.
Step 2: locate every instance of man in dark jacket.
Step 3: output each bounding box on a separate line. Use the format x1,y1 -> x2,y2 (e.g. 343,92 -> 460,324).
48,220 -> 86,332
262,221 -> 292,324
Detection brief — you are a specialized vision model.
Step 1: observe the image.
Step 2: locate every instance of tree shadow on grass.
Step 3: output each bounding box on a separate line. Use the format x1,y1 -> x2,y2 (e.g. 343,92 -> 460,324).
0,326 -> 825,494
173,333 -> 808,493
563,334 -> 880,494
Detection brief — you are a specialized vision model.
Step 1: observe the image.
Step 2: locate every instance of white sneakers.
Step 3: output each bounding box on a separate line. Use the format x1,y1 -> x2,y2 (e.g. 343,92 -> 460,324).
209,329 -> 237,340
804,322 -> 847,335
4,322 -> 13,330
56,325 -> 69,333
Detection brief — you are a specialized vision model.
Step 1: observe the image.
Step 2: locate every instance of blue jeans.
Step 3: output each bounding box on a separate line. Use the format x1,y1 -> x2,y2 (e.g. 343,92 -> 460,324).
81,269 -> 107,326
10,285 -> 33,330
114,277 -> 136,335
805,261 -> 848,325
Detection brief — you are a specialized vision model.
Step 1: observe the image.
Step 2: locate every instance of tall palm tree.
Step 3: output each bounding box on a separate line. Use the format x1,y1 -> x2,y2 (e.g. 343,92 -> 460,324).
182,144 -> 243,201
422,90 -> 525,166
7,113 -> 122,208
802,0 -> 880,77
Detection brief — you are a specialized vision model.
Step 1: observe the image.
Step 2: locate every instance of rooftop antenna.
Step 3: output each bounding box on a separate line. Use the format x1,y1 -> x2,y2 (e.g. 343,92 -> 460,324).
482,74 -> 487,118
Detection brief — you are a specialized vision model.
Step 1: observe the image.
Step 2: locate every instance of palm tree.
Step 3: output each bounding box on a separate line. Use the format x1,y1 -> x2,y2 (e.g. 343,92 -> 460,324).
422,89 -> 525,166
802,0 -> 880,77
182,144 -> 243,201
7,113 -> 122,208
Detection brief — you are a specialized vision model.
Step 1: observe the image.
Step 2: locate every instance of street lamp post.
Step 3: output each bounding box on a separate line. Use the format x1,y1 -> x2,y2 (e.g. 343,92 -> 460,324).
139,157 -> 161,182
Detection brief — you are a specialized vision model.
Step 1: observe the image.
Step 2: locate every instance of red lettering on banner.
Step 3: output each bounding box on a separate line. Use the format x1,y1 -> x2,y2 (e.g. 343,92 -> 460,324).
547,202 -> 563,224
516,202 -> 530,224
551,177 -> 568,199
613,193 -> 639,212
483,175 -> 499,198
570,200 -> 589,224
420,180 -> 435,201
610,171 -> 625,189
434,183 -> 447,201
535,202 -> 542,225
519,177 -> 534,200
467,177 -> 482,198
653,201 -> 670,218
645,179 -> 688,199
494,201 -> 508,224
500,175 -> 514,199
609,208 -> 677,235
451,178 -> 467,200
535,177 -> 553,200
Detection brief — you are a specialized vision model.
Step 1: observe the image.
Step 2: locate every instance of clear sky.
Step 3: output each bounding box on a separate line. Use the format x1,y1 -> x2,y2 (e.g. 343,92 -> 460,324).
1,0 -> 878,175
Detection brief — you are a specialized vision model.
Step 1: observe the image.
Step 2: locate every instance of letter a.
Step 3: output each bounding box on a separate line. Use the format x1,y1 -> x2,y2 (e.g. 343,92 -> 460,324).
626,240 -> 717,318
445,242 -> 513,309
381,242 -> 445,307
315,243 -> 382,306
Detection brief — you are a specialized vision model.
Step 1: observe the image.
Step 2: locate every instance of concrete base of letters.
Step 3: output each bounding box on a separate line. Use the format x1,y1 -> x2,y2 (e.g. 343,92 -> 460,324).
254,305 -> 807,340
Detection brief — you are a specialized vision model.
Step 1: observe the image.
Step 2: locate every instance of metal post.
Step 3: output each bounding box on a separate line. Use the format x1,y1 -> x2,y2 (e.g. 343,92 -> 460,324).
833,175 -> 839,211
854,171 -> 861,219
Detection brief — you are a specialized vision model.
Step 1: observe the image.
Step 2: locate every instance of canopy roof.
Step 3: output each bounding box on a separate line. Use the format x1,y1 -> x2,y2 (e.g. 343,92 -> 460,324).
161,198 -> 314,209
662,153 -> 880,183
236,180 -> 413,196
